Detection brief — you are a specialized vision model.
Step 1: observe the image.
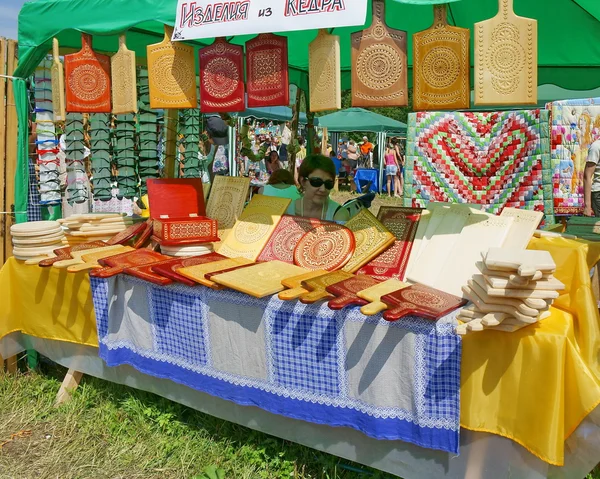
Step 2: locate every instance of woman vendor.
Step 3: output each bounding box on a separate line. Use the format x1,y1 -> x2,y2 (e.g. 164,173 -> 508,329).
259,169 -> 301,201
287,155 -> 350,222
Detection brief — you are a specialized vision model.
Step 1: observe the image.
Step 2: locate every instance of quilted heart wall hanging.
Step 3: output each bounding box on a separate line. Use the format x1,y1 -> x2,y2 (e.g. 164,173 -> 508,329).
64,34 -> 111,113
199,38 -> 245,113
403,110 -> 554,219
246,33 -> 289,108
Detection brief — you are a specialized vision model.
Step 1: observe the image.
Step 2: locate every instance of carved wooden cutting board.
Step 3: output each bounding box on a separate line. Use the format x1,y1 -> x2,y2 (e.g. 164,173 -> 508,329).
147,25 -> 197,109
351,0 -> 407,107
474,0 -> 537,105
111,34 -> 138,115
309,30 -> 341,112
65,33 -> 111,113
199,38 -> 245,113
246,33 -> 289,108
413,4 -> 470,111
51,38 -> 66,121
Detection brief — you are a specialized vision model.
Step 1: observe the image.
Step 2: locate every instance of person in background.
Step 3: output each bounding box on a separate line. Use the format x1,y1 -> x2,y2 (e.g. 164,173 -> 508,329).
259,169 -> 301,200
294,136 -> 307,185
385,143 -> 401,197
280,121 -> 292,168
287,154 -> 350,222
393,138 -> 405,194
266,150 -> 283,174
360,136 -> 373,168
205,115 -> 230,181
346,139 -> 359,171
337,139 -> 348,161
583,129 -> 600,216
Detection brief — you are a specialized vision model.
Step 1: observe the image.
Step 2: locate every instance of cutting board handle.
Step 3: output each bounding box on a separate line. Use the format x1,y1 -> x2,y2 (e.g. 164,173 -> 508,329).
360,300 -> 387,316
52,38 -> 60,62
498,0 -> 514,18
371,0 -> 385,26
163,25 -> 175,42
432,4 -> 448,28
278,287 -> 306,301
80,33 -> 93,54
118,34 -> 127,51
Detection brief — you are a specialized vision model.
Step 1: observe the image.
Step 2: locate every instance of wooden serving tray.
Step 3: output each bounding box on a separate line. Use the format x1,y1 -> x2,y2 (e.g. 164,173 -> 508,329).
90,250 -> 170,278
309,30 -> 341,112
357,278 -> 409,316
351,0 -> 407,107
326,275 -> 379,310
177,258 -> 253,289
293,223 -> 355,271
381,284 -> 467,322
474,0 -> 537,105
299,271 -> 354,304
413,4 -> 470,110
151,252 -> 227,286
278,270 -> 329,301
342,208 -> 395,273
210,261 -> 307,298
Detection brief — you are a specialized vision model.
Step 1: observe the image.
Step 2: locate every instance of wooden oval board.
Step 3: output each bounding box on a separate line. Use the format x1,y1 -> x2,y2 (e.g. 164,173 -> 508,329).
413,4 -> 470,111
474,0 -> 537,105
351,0 -> 407,108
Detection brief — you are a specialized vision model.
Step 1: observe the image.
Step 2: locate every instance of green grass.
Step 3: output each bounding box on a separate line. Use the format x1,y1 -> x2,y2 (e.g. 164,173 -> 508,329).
0,358 -> 393,479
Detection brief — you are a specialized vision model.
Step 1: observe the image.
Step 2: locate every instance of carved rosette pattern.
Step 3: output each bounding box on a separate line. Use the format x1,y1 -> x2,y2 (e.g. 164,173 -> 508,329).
200,40 -> 244,112
152,51 -> 195,97
309,32 -> 340,111
293,224 -> 354,271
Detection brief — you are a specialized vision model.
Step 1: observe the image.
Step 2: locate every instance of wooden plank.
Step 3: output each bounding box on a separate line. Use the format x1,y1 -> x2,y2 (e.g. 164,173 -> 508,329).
4,39 -> 17,260
55,368 -> 84,405
5,355 -> 17,374
164,108 -> 178,178
0,38 -> 7,265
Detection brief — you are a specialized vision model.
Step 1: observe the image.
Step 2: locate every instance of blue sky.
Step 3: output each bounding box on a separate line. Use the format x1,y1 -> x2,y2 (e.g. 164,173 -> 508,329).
0,0 -> 27,41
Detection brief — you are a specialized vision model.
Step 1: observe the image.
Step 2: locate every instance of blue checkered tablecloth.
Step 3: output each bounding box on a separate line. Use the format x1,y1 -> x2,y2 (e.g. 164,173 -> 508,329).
91,275 -> 461,454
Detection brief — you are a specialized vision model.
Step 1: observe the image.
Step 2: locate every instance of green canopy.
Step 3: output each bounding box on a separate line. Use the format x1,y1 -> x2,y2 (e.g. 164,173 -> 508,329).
318,108 -> 407,134
237,107 -> 311,124
11,0 -> 600,221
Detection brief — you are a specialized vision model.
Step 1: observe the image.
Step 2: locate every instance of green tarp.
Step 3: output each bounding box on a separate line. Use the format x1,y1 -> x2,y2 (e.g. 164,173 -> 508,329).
12,0 -> 600,222
318,108 -> 407,134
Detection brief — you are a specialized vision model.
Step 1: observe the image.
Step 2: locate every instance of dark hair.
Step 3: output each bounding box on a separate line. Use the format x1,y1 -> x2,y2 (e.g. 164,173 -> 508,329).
298,154 -> 336,181
329,151 -> 336,158
298,136 -> 305,146
267,169 -> 295,186
269,150 -> 279,160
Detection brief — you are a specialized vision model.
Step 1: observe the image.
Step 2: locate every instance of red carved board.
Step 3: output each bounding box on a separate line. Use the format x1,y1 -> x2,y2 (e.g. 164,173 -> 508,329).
246,33 -> 289,108
326,275 -> 379,310
293,223 -> 355,271
151,253 -> 227,286
380,283 -> 467,322
90,250 -> 169,278
124,259 -> 174,286
358,207 -> 421,281
65,34 -> 112,113
38,240 -> 107,267
199,39 -> 245,113
256,215 -> 316,264
106,221 -> 149,246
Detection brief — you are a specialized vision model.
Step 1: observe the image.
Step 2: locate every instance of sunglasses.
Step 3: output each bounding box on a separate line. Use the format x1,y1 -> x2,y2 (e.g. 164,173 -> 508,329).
305,177 -> 334,190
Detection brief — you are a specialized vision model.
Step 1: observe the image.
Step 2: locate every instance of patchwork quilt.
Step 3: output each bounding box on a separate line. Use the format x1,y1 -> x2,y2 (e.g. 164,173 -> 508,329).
404,110 -> 553,220
548,98 -> 600,215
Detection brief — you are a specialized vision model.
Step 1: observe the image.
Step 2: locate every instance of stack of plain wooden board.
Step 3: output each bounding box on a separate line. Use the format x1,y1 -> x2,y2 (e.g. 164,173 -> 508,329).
59,213 -> 133,243
10,220 -> 66,262
456,247 -> 565,334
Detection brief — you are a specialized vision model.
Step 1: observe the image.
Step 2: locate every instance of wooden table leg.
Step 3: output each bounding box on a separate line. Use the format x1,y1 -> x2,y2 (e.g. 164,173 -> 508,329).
55,368 -> 84,406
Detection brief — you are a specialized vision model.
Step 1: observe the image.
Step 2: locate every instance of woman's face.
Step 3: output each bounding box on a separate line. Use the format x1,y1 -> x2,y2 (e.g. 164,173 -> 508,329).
302,169 -> 334,206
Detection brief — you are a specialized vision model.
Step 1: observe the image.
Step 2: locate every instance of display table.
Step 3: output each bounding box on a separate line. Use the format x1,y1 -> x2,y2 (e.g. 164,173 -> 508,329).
353,168 -> 379,193
1,237 -> 600,474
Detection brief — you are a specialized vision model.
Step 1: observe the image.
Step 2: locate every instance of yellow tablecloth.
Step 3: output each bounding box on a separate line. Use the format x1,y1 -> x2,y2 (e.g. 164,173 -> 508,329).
0,236 -> 599,465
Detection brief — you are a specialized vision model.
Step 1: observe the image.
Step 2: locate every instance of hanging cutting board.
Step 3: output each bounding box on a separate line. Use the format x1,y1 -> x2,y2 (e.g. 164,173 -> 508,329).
199,38 -> 245,113
111,34 -> 138,115
147,25 -> 197,109
51,38 -> 66,121
413,4 -> 470,111
246,33 -> 289,108
474,0 -> 537,105
351,0 -> 407,108
65,33 -> 111,113
308,29 -> 341,112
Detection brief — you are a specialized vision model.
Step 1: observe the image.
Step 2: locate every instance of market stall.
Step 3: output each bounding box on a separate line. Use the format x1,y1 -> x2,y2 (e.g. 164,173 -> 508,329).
2,0 -> 600,478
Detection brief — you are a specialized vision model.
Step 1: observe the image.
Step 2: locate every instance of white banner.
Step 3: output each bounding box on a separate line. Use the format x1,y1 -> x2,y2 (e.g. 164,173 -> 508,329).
173,0 -> 368,41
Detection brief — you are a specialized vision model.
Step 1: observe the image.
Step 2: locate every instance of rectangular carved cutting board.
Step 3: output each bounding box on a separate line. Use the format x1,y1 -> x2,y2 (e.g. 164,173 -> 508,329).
474,0 -> 537,105
413,4 -> 470,110
351,0 -> 407,107
309,30 -> 341,112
